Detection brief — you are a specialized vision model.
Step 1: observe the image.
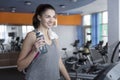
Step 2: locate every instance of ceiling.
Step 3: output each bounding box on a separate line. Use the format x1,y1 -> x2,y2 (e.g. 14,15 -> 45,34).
64,0 -> 107,15
0,0 -> 107,15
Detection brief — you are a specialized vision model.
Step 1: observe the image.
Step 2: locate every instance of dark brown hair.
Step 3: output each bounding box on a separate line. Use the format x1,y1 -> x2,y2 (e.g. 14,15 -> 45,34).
32,4 -> 56,29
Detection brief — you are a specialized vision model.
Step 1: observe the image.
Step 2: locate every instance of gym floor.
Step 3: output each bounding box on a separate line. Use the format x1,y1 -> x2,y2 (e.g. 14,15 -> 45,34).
0,67 -> 67,80
0,68 -> 24,80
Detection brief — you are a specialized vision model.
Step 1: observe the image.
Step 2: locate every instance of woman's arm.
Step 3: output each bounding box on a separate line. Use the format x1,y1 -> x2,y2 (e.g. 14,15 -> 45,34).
17,32 -> 38,71
59,57 -> 71,80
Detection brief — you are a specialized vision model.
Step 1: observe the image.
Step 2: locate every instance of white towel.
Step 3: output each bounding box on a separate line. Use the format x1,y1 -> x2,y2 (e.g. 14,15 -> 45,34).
48,29 -> 59,39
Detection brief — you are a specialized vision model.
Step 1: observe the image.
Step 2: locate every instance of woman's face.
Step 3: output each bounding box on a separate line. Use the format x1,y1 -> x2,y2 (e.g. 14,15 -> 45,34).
40,9 -> 56,29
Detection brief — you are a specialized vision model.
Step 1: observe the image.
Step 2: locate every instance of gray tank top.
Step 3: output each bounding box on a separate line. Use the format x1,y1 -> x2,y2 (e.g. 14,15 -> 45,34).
25,31 -> 60,80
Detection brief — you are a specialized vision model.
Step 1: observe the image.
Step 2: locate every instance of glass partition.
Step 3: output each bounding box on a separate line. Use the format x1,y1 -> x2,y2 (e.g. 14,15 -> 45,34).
0,24 -> 34,53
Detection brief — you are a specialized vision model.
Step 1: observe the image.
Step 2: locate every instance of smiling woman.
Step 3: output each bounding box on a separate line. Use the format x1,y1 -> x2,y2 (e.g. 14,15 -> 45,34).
17,4 -> 71,80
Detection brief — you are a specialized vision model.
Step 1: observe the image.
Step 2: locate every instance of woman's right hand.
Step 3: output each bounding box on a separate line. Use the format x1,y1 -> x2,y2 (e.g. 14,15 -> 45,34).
32,38 -> 45,53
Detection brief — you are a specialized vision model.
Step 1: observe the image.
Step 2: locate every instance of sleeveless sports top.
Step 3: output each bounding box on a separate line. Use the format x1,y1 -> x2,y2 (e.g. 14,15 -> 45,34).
25,30 -> 60,80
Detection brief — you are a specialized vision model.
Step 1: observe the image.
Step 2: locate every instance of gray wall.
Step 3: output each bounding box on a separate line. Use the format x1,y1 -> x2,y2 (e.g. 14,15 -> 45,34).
53,25 -> 77,57
108,0 -> 120,63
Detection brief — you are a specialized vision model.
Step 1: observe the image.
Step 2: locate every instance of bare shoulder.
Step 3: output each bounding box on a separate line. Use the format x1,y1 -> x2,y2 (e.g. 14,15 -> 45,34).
26,31 -> 36,39
25,31 -> 36,41
22,31 -> 36,46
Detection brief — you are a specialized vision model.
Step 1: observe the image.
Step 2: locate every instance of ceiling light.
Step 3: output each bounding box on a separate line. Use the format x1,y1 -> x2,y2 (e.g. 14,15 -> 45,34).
59,5 -> 65,8
11,7 -> 16,12
71,0 -> 78,2
24,1 -> 32,5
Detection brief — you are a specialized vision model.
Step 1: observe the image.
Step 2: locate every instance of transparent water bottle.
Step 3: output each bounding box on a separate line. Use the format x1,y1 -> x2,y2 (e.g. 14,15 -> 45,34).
36,32 -> 48,54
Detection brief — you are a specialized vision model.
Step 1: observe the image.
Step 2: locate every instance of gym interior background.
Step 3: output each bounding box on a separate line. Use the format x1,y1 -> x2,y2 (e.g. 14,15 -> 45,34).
0,0 -> 120,80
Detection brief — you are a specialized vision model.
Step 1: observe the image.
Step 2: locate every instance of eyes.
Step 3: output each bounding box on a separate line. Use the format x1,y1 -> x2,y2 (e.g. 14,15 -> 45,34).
45,15 -> 56,19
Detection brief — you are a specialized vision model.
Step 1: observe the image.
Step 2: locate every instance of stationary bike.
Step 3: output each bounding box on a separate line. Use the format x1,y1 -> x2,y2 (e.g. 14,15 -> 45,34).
63,40 -> 89,72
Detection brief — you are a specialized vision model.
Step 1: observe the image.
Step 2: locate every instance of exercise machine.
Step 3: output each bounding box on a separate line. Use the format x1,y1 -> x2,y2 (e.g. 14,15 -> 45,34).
68,41 -> 120,80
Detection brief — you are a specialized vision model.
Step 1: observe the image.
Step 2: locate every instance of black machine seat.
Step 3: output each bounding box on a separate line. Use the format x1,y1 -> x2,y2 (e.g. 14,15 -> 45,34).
76,58 -> 87,66
65,57 -> 78,64
78,50 -> 84,53
62,48 -> 67,51
73,51 -> 79,55
78,58 -> 87,63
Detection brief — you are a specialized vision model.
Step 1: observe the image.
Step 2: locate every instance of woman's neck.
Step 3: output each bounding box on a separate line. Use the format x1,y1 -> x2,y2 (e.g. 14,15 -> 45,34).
37,26 -> 48,35
38,26 -> 49,36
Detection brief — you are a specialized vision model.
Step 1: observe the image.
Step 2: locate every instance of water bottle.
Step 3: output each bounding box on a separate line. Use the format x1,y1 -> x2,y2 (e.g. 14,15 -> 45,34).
36,32 -> 48,54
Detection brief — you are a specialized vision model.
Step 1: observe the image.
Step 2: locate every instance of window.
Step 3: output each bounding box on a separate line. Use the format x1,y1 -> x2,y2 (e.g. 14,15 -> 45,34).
102,11 -> 108,24
83,15 -> 91,26
83,15 -> 91,43
0,25 -> 7,39
83,12 -> 108,45
99,11 -> 108,45
0,25 -> 34,44
85,27 -> 91,42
